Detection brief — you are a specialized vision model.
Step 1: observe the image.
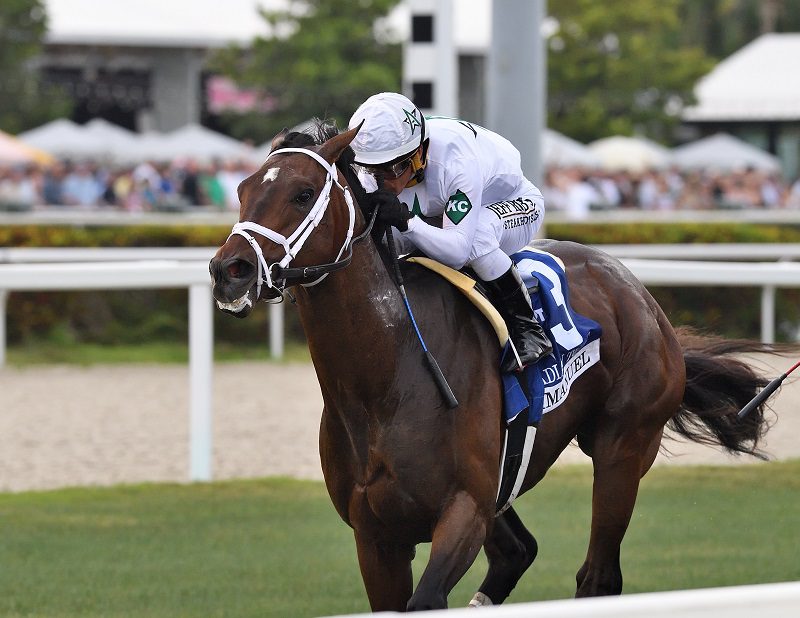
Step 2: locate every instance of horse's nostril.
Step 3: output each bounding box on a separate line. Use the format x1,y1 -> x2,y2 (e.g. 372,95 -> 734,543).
226,258 -> 254,281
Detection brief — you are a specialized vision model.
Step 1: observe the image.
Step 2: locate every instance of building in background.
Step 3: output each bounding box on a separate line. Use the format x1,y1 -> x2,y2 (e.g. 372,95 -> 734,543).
682,33 -> 800,180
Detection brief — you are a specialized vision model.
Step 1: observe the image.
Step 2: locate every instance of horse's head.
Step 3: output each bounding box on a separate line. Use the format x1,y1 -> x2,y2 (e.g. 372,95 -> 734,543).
209,123 -> 363,317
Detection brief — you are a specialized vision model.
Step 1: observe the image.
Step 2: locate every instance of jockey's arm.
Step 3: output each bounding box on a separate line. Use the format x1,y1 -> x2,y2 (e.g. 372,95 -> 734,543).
401,167 -> 482,270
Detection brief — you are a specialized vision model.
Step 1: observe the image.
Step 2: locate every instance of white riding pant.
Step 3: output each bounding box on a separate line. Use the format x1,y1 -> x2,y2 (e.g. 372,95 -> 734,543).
469,180 -> 545,281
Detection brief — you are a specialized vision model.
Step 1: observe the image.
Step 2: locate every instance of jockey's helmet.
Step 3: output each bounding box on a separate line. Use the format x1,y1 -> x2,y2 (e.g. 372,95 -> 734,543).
348,92 -> 429,187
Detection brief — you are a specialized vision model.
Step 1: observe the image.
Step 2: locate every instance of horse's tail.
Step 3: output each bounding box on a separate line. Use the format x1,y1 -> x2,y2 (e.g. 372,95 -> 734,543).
670,326 -> 783,460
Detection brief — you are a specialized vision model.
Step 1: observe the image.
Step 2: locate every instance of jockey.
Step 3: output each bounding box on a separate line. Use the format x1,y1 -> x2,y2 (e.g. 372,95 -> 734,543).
348,92 -> 552,373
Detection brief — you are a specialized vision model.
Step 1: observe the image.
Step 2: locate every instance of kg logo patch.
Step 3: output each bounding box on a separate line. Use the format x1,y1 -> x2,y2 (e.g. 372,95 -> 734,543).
445,190 -> 472,224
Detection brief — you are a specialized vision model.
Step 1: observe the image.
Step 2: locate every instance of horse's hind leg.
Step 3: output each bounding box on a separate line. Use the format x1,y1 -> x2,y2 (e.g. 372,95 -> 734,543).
354,531 -> 415,611
575,431 -> 662,597
471,506 -> 539,606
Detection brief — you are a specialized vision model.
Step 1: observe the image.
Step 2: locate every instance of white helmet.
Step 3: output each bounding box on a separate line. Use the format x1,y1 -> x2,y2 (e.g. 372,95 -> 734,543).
348,92 -> 429,165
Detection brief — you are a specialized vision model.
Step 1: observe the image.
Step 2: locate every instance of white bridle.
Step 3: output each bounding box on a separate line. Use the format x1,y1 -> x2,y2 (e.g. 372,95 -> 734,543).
227,147 -> 356,300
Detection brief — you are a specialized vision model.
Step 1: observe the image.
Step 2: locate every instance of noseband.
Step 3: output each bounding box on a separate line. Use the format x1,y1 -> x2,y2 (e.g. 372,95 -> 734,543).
226,147 -> 375,300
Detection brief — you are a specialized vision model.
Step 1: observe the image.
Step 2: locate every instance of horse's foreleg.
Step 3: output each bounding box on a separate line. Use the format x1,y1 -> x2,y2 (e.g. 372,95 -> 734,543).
408,491 -> 489,611
472,506 -> 539,606
354,531 -> 414,612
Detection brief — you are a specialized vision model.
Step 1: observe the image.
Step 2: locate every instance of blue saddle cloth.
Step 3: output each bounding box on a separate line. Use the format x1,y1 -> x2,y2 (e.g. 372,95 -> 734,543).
501,250 -> 602,425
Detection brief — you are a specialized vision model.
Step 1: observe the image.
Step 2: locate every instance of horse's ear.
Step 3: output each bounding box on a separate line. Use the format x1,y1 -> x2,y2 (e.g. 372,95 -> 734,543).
270,128 -> 290,151
318,122 -> 362,165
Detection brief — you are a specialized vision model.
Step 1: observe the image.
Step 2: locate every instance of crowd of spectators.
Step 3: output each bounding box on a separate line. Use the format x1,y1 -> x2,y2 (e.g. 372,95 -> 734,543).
1,157 -> 800,215
543,166 -> 800,218
0,159 -> 256,213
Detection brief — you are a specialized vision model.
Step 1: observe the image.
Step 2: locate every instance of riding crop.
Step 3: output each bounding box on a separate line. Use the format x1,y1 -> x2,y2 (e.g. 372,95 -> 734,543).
383,223 -> 459,409
737,359 -> 800,418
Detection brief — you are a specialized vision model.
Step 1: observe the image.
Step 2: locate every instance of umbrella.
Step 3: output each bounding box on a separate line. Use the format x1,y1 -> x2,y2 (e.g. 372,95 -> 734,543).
588,135 -> 672,173
671,133 -> 781,173
543,129 -> 601,168
0,129 -> 55,165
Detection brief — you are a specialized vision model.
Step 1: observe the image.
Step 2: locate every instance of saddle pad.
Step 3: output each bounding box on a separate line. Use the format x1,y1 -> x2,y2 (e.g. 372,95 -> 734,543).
503,249 -> 602,425
406,256 -> 509,344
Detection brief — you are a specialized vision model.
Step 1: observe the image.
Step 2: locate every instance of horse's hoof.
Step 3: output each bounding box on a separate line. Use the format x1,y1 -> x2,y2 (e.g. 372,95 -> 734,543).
468,592 -> 493,607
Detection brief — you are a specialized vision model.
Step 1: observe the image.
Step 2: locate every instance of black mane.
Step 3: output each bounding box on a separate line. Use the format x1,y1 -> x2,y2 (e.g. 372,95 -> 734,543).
274,119 -> 369,212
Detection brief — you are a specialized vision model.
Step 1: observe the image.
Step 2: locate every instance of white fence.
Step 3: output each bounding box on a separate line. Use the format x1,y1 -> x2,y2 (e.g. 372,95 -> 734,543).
2,256 -> 800,482
325,581 -> 800,618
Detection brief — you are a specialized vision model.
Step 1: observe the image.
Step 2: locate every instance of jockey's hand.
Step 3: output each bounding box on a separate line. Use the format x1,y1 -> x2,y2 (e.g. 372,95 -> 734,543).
368,189 -> 413,232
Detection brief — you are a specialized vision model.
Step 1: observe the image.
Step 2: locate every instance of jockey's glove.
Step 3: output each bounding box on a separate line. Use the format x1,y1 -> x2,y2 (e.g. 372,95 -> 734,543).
368,189 -> 413,232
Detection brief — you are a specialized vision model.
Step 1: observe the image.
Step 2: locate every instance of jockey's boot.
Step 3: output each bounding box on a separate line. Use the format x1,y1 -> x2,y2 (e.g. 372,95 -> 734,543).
484,264 -> 553,373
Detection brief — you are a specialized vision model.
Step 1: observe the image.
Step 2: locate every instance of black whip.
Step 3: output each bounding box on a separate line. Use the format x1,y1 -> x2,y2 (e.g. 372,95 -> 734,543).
383,219 -> 458,409
737,359 -> 800,418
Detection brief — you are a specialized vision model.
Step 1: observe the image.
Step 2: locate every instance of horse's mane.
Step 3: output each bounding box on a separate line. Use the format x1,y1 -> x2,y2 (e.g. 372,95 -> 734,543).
272,119 -> 370,215
273,119 -> 393,266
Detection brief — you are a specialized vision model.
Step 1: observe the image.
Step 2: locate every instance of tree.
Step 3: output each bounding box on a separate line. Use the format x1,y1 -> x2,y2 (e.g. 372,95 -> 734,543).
547,0 -> 716,144
210,0 -> 402,144
679,0 -> 800,60
0,0 -> 70,134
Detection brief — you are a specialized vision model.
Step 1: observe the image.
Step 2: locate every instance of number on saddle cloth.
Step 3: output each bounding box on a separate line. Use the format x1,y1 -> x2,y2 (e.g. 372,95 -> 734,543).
495,250 -> 603,514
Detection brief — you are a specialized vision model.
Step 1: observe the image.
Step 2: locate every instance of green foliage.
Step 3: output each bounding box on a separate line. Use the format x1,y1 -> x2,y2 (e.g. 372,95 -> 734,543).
679,0 -> 800,60
546,222 -> 800,244
0,0 -> 71,133
1,463 -> 798,615
547,0 -> 716,144
209,0 -> 402,143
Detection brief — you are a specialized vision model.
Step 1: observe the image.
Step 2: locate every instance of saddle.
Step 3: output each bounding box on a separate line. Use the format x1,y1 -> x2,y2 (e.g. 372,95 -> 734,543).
408,250 -> 602,514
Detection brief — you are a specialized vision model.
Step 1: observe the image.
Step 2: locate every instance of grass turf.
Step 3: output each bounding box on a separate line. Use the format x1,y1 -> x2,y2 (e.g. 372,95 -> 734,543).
1,462 -> 798,617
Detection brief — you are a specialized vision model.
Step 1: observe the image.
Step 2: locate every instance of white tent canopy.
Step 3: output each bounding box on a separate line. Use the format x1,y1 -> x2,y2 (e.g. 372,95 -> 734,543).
17,119 -> 102,160
672,133 -> 781,173
116,123 -> 251,163
588,135 -> 672,173
543,129 -> 601,168
18,119 -> 251,164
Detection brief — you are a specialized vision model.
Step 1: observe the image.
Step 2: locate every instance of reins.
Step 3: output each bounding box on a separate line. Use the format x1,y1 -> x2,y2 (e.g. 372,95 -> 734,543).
226,147 -> 377,299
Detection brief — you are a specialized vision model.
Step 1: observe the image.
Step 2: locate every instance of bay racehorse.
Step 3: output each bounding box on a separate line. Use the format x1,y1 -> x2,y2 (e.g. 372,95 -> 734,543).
209,121 -> 781,611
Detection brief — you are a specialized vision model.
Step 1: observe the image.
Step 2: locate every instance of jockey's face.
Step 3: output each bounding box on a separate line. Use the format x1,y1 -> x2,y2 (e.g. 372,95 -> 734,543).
380,159 -> 417,195
361,145 -> 423,195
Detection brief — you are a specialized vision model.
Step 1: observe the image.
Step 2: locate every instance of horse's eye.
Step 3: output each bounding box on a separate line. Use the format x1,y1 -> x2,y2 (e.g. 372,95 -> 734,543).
295,188 -> 314,205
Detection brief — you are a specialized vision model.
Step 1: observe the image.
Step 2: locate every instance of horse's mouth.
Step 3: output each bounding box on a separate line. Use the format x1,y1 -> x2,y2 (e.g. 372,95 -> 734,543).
216,288 -> 255,318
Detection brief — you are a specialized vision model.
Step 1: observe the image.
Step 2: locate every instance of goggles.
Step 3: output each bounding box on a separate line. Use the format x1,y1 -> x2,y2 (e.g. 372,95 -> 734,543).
357,152 -> 416,180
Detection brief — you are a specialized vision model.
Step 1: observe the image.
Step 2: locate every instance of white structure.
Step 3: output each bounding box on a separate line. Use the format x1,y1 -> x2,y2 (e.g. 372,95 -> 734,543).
403,0 -> 457,116
682,33 -> 800,179
327,581 -> 800,618
684,34 -> 800,122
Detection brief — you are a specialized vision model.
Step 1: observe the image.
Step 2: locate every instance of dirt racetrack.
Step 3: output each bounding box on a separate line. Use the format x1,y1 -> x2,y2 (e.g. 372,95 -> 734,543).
1,354 -> 798,493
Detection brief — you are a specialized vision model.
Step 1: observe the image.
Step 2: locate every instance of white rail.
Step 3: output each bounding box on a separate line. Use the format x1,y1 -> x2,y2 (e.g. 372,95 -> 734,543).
3,243 -> 800,264
0,260 -> 214,482
325,581 -> 800,618
2,258 -> 800,482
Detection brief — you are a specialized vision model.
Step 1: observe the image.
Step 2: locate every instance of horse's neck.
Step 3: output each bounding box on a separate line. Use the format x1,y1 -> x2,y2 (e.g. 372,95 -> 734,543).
294,239 -> 407,380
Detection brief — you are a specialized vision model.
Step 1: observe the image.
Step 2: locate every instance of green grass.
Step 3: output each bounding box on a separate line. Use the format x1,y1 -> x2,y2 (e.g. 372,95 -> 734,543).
1,462 -> 799,617
5,340 -> 312,366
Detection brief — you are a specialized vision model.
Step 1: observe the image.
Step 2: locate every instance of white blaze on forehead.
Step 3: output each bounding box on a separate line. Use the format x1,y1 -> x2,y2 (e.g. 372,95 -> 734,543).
262,167 -> 280,183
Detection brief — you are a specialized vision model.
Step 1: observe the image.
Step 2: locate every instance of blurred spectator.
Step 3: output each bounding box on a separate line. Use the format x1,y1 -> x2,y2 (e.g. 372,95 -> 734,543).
0,166 -> 38,209
3,153 -> 800,214
62,163 -> 104,207
217,160 -> 248,211
41,163 -> 66,205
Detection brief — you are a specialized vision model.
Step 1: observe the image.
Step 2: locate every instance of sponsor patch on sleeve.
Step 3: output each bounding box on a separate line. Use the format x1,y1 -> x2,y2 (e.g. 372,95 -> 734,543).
445,189 -> 472,224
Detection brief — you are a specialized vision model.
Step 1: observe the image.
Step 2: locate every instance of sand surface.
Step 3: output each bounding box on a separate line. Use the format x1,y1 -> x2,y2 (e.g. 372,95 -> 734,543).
1,354 -> 798,493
